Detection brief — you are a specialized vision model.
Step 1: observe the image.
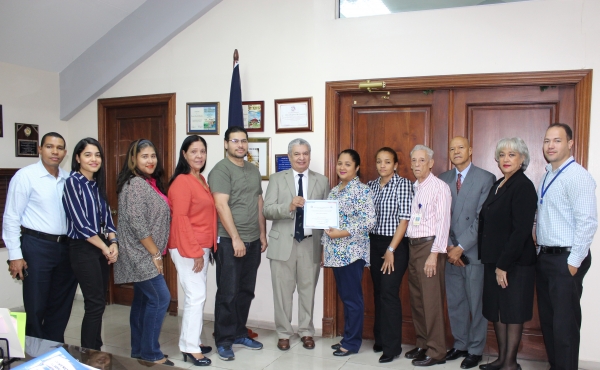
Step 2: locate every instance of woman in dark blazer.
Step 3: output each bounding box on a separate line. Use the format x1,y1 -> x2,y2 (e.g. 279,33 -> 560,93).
478,137 -> 537,370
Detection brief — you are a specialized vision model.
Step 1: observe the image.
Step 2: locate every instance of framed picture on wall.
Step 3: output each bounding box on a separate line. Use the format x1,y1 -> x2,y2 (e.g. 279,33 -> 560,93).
0,104 -> 3,137
274,97 -> 313,133
187,102 -> 220,135
242,101 -> 264,132
247,137 -> 270,180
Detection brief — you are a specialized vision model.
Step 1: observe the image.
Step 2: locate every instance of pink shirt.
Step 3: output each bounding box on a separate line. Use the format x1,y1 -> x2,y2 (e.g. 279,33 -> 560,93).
406,172 -> 451,253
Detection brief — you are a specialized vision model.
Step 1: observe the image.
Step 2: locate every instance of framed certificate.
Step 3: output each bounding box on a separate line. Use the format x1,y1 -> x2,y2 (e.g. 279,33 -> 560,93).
274,97 -> 313,133
303,200 -> 339,229
186,102 -> 220,135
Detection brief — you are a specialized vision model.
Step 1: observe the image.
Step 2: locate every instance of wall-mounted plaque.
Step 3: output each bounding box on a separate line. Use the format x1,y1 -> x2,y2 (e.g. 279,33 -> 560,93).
15,123 -> 39,157
275,154 -> 291,172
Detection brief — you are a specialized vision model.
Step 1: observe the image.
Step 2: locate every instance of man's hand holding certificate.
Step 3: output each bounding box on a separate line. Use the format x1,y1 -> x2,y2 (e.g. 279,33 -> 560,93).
303,200 -> 339,229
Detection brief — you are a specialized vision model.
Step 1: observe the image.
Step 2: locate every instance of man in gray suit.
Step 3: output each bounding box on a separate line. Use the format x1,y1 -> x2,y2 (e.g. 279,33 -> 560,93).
439,137 -> 495,369
263,138 -> 329,351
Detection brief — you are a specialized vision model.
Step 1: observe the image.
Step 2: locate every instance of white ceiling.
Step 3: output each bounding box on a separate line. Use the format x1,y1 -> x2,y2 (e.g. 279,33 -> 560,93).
0,0 -> 147,72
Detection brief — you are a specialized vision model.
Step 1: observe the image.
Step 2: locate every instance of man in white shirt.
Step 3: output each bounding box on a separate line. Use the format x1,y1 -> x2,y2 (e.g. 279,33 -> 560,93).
3,132 -> 77,342
536,123 -> 597,370
263,138 -> 329,351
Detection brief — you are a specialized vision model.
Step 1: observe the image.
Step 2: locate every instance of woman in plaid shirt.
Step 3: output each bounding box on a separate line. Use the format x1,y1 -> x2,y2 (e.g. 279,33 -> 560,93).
367,147 -> 414,364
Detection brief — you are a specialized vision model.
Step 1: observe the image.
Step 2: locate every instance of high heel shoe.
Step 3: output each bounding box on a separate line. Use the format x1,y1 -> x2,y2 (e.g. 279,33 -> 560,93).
182,352 -> 212,366
200,345 -> 212,354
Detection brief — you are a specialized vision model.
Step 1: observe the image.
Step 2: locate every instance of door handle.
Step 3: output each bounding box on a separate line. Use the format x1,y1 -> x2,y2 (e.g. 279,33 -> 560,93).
111,209 -> 118,216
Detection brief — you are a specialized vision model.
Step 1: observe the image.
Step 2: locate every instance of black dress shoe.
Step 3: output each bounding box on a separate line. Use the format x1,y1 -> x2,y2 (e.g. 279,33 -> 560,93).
182,352 -> 211,366
405,347 -> 427,360
333,348 -> 355,356
461,354 -> 483,369
446,348 -> 469,360
331,343 -> 342,350
479,363 -> 501,370
413,356 -> 446,367
200,345 -> 212,354
373,343 -> 383,353
379,353 -> 399,363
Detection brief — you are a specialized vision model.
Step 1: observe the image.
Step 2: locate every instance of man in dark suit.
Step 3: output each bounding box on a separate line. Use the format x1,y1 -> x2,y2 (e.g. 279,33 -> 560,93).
263,138 -> 329,351
438,137 -> 495,369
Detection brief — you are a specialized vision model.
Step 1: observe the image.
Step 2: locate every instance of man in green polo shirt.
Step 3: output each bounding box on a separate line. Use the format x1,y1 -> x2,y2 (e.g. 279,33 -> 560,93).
208,126 -> 268,361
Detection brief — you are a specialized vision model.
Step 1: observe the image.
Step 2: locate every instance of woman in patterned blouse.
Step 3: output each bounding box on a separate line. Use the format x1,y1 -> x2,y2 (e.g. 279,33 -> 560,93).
323,149 -> 376,357
114,139 -> 173,366
367,147 -> 413,363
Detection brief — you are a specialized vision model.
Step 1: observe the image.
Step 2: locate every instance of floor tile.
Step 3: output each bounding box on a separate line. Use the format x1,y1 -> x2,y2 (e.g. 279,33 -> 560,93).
205,348 -> 283,370
264,351 -> 346,370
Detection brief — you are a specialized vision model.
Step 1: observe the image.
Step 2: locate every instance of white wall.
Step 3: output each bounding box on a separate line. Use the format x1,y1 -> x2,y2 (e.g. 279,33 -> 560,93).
55,0 -> 600,362
0,62 -> 68,309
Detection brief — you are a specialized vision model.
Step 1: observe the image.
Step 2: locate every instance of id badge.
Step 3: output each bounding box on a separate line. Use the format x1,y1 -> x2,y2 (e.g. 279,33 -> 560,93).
413,213 -> 422,226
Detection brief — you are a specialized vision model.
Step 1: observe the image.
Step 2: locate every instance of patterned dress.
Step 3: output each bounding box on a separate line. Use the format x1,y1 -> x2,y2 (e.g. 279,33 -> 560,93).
322,176 -> 376,267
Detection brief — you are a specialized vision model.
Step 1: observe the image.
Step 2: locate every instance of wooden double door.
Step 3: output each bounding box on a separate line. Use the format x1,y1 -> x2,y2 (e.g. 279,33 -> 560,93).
323,70 -> 592,360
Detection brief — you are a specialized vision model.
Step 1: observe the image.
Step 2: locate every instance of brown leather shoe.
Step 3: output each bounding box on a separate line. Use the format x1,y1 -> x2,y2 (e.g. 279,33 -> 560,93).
412,356 -> 446,367
301,336 -> 315,349
277,339 -> 290,351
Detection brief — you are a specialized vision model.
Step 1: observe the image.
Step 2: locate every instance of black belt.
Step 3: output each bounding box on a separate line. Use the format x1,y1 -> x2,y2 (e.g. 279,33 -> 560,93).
408,236 -> 435,245
539,245 -> 571,254
22,227 -> 69,243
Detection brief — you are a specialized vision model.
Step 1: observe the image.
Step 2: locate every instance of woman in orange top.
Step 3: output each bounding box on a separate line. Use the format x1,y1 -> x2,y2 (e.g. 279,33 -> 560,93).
168,135 -> 216,367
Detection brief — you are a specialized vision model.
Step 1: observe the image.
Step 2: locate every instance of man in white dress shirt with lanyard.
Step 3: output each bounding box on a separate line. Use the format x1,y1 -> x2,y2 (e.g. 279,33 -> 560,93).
536,123 -> 597,370
404,144 -> 452,367
263,138 -> 329,351
3,132 -> 77,342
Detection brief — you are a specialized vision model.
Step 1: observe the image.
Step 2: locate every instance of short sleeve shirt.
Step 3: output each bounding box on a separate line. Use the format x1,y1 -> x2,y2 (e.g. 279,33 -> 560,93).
208,158 -> 263,242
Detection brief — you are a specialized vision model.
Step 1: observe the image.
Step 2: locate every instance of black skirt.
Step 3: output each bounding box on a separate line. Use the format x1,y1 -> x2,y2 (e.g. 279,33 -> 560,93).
482,263 -> 535,324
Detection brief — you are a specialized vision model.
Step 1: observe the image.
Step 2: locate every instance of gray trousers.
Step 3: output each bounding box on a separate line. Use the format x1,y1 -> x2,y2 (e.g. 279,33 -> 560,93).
270,237 -> 321,339
445,262 -> 487,355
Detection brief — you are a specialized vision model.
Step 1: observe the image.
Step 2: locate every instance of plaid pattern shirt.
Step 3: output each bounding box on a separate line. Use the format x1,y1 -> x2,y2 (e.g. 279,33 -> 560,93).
367,174 -> 414,236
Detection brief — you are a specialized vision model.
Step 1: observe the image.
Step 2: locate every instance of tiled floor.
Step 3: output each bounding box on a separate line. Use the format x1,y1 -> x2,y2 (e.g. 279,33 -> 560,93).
63,300 -> 555,370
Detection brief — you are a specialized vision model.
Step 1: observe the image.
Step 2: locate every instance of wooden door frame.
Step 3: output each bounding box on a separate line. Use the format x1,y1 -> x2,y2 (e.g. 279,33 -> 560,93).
322,69 -> 592,337
98,93 -> 177,314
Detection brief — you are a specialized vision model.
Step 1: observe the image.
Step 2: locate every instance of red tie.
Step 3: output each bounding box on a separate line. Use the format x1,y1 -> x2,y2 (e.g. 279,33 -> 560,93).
457,173 -> 462,193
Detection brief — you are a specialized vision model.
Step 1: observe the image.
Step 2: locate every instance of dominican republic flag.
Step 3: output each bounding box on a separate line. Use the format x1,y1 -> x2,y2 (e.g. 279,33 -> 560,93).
228,61 -> 243,128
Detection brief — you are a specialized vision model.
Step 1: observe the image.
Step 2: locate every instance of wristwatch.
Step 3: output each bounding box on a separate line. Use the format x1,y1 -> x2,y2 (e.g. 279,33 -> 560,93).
387,246 -> 395,253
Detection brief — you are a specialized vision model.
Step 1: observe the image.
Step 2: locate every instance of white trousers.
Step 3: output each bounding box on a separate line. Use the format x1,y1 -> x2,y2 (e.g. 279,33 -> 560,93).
170,248 -> 210,353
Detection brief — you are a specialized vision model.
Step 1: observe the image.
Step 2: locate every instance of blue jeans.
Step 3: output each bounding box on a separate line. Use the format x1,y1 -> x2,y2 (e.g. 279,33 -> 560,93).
214,237 -> 261,347
333,259 -> 366,353
130,274 -> 171,361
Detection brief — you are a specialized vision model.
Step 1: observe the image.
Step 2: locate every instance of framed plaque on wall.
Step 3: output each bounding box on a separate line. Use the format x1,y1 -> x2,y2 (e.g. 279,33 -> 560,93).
15,123 -> 39,157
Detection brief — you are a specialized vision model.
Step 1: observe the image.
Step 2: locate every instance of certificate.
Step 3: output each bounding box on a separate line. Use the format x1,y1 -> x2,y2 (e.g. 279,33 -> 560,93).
274,97 -> 313,133
303,200 -> 339,229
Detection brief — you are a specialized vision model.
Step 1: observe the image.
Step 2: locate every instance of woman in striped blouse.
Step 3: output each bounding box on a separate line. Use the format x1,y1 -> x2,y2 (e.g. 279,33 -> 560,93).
62,137 -> 117,351
366,147 -> 413,363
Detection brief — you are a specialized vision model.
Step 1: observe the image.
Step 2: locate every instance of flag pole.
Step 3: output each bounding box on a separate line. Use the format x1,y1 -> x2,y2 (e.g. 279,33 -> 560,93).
233,49 -> 239,68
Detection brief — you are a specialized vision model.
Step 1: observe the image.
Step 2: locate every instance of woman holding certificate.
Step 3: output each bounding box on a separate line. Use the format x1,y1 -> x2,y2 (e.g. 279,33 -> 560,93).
366,147 -> 413,363
323,149 -> 376,357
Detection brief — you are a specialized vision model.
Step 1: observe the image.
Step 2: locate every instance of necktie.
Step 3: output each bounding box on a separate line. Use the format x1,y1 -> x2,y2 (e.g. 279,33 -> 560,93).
457,173 -> 462,193
294,174 -> 304,242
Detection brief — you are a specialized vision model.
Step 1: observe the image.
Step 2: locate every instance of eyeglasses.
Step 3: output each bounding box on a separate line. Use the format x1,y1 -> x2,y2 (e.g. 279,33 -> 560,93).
228,139 -> 248,144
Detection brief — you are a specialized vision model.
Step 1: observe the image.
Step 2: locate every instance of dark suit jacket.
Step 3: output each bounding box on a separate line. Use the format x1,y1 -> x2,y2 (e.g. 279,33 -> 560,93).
478,169 -> 538,271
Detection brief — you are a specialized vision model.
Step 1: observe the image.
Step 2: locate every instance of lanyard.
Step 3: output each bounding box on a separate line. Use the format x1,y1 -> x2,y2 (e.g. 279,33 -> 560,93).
540,160 -> 575,205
